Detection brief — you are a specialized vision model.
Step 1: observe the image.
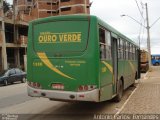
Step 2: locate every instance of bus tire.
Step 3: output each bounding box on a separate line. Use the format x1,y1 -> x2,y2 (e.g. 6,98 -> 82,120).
135,72 -> 138,80
114,80 -> 123,102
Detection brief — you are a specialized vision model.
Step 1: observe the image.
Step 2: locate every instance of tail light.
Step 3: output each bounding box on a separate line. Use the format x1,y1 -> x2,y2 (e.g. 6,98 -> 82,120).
78,85 -> 96,92
37,83 -> 41,88
79,85 -> 83,91
27,81 -> 41,89
33,82 -> 36,87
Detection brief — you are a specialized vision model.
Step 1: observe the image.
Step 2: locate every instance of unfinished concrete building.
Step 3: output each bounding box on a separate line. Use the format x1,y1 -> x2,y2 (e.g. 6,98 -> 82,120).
59,0 -> 90,15
0,1 -> 28,71
0,0 -> 90,71
18,0 -> 90,19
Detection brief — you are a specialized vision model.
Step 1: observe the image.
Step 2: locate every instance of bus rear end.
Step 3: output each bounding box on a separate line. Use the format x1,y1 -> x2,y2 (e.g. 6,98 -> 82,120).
27,15 -> 100,102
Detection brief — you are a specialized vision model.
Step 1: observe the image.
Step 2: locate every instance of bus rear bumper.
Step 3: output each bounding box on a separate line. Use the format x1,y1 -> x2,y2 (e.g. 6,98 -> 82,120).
27,86 -> 99,102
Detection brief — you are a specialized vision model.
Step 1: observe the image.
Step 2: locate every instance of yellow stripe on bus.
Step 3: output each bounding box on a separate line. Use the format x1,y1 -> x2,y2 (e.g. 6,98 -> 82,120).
129,61 -> 135,72
37,52 -> 75,80
102,61 -> 114,84
102,61 -> 113,73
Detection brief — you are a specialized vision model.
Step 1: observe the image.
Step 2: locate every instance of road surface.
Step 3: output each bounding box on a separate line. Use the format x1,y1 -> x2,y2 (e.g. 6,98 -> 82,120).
0,79 -> 140,120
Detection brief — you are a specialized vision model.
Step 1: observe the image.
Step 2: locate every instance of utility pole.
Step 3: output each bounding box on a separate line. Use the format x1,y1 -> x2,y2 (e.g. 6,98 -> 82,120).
138,35 -> 140,48
145,3 -> 151,70
121,3 -> 160,71
1,0 -> 8,70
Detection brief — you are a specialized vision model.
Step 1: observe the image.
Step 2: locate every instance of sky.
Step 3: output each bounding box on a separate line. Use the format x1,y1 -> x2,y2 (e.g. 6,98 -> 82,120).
6,0 -> 160,54
90,0 -> 160,54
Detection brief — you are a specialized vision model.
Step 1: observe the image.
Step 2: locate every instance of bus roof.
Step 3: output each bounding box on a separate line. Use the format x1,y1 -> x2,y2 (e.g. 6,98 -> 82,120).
29,14 -> 91,24
30,14 -> 138,47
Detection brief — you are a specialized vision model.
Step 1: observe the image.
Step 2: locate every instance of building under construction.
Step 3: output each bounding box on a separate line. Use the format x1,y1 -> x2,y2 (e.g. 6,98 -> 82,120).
0,0 -> 90,71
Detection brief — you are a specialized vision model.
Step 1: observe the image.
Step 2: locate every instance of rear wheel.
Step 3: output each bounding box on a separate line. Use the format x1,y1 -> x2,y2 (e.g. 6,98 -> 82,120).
4,80 -> 8,86
135,72 -> 138,80
22,77 -> 26,83
114,80 -> 123,102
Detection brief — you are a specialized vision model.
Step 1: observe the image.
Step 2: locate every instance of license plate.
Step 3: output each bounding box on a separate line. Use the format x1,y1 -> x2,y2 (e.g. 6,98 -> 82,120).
52,83 -> 64,90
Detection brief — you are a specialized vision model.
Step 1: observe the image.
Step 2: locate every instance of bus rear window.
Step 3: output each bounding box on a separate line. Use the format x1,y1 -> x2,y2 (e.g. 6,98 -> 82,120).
33,20 -> 89,56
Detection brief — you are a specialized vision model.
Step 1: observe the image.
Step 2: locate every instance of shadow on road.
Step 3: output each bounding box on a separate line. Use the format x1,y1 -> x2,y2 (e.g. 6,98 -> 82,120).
23,85 -> 137,120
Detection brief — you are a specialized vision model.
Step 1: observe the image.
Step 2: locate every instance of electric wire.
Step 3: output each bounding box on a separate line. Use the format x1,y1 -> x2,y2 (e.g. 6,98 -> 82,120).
135,0 -> 146,49
134,0 -> 145,20
141,1 -> 147,50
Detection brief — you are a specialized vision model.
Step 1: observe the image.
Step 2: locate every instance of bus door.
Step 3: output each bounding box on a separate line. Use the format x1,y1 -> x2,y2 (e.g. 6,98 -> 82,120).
99,27 -> 113,101
111,36 -> 118,94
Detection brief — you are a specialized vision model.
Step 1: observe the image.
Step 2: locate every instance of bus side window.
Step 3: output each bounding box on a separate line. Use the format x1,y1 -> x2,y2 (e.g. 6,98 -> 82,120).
99,27 -> 111,60
155,57 -> 157,60
128,43 -> 131,60
129,44 -> 132,60
125,41 -> 128,60
120,39 -> 124,59
133,46 -> 136,60
123,40 -> 126,59
99,28 -> 106,59
118,39 -> 123,60
156,56 -> 160,60
118,39 -> 120,59
105,30 -> 111,60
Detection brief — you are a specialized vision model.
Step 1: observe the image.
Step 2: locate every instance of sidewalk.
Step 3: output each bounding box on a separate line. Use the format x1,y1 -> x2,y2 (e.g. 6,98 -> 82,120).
120,66 -> 160,114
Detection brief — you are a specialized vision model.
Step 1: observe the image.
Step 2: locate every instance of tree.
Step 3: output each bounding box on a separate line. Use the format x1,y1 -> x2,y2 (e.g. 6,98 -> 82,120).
2,0 -> 11,13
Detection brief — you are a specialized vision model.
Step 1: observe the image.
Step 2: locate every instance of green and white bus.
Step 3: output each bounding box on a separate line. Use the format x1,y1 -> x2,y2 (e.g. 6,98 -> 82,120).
27,15 -> 140,102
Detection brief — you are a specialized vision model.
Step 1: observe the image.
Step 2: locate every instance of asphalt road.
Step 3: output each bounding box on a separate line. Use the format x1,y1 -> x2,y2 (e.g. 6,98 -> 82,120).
0,79 -> 141,120
0,83 -> 35,109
